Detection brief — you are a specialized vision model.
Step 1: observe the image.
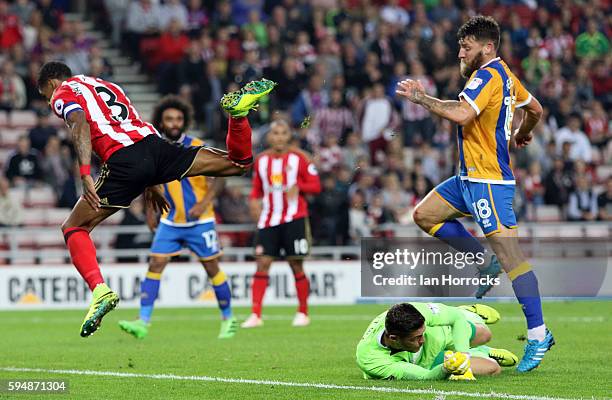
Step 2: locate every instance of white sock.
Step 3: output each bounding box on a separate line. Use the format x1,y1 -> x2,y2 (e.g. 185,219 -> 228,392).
527,324 -> 546,341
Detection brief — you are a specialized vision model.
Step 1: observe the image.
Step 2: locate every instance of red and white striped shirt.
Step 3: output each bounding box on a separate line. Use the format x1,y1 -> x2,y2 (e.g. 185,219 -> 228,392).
251,149 -> 321,229
51,75 -> 159,162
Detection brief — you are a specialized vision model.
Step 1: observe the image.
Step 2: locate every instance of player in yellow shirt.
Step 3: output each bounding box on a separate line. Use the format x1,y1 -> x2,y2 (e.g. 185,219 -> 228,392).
396,15 -> 553,372
119,96 -> 238,339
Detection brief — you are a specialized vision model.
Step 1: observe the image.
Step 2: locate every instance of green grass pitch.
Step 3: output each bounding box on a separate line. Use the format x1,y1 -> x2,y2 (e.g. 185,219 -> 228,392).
0,301 -> 610,400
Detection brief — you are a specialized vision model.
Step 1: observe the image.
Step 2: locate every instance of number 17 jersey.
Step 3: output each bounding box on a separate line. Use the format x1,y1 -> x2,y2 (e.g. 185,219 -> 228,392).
50,75 -> 159,162
457,57 -> 532,184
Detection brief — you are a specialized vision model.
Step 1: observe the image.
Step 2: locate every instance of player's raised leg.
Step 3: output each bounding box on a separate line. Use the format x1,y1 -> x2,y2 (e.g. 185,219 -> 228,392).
184,79 -> 277,178
487,228 -> 554,372
242,256 -> 273,328
413,178 -> 502,298
118,255 -> 169,339
201,258 -> 238,339
288,259 -> 310,327
62,199 -> 120,337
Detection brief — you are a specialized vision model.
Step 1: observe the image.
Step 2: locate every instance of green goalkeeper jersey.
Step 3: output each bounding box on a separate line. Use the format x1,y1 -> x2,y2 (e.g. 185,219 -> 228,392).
356,303 -> 475,380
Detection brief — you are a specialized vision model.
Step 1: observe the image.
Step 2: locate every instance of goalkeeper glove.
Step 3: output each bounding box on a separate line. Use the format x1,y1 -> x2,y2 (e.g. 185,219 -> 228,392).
443,351 -> 471,375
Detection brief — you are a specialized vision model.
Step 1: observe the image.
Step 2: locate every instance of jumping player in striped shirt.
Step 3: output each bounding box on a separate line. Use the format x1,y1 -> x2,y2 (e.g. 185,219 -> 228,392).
396,16 -> 553,372
37,61 -> 275,337
242,120 -> 321,328
118,96 -> 238,340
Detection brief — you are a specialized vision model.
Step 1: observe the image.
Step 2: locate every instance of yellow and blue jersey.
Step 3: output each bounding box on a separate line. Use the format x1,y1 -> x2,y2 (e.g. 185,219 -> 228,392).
458,57 -> 532,184
160,135 -> 215,226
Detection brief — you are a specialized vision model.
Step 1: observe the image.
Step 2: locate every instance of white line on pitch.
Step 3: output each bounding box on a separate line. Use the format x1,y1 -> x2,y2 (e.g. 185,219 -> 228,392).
0,367 -> 589,400
0,314 -> 606,325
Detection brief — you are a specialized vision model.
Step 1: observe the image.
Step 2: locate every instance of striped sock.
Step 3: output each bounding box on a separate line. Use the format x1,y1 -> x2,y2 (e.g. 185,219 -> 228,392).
139,271 -> 161,323
211,271 -> 232,319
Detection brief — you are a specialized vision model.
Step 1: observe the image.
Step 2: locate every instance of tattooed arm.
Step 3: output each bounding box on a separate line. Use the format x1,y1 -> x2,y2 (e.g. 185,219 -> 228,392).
66,110 -> 100,210
396,79 -> 477,126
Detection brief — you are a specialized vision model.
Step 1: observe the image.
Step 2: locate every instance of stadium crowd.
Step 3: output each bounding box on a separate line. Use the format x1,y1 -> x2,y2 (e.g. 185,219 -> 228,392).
0,0 -> 610,245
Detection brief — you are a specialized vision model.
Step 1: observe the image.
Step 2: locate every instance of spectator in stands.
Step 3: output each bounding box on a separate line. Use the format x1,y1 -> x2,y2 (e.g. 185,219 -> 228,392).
0,0 -> 23,50
115,197 -> 151,262
125,0 -> 162,60
555,113 -> 593,163
217,180 -> 251,224
156,18 -> 190,94
291,74 -> 328,127
186,0 -> 207,37
37,0 -> 61,30
0,175 -> 23,227
380,0 -> 410,28
243,9 -> 267,48
360,82 -> 399,165
318,135 -> 342,173
104,0 -> 129,46
400,60 -> 436,145
597,177 -> 612,221
5,135 -> 43,186
567,174 -> 598,221
312,88 -> 354,145
313,174 -> 348,245
585,100 -> 610,150
348,191 -> 371,243
10,0 -> 34,25
28,109 -> 57,152
40,135 -> 71,200
160,0 -> 188,31
58,36 -> 89,75
23,60 -> 46,111
381,173 -> 411,223
341,132 -> 367,170
0,59 -> 26,127
575,19 -> 610,59
274,57 -> 303,111
88,45 -> 114,80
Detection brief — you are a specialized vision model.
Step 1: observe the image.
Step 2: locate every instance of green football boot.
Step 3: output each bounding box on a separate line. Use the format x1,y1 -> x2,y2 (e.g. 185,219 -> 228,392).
118,319 -> 149,339
218,316 -> 238,339
80,283 -> 119,337
489,347 -> 519,367
458,304 -> 501,324
220,78 -> 277,117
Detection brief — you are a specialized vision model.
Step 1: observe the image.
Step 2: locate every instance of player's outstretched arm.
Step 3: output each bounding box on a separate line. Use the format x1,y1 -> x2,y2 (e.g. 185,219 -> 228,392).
513,96 -> 543,148
184,147 -> 249,178
396,79 -> 477,126
66,110 -> 100,210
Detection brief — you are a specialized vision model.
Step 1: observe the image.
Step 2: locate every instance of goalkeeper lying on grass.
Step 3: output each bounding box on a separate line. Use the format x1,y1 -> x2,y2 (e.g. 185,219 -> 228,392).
356,303 -> 517,380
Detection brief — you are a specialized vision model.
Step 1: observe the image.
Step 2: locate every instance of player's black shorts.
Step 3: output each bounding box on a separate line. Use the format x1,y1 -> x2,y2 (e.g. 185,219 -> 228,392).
95,135 -> 202,208
255,217 -> 311,259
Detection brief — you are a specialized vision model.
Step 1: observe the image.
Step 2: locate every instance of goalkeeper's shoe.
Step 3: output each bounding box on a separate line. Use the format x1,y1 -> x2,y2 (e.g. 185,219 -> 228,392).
448,368 -> 476,381
517,329 -> 555,372
458,304 -> 501,324
475,255 -> 502,298
118,319 -> 149,339
489,348 -> 519,367
80,283 -> 119,337
220,78 -> 277,117
218,317 -> 238,339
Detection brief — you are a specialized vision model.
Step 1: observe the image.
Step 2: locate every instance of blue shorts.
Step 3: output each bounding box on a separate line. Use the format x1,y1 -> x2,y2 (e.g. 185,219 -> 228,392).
434,176 -> 517,236
150,221 -> 221,260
